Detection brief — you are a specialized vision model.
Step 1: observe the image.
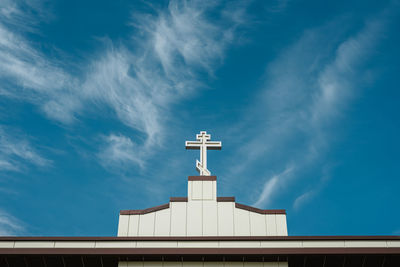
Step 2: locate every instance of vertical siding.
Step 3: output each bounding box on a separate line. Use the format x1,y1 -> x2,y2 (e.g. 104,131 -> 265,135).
266,215 -> 277,236
202,181 -> 214,200
138,213 -> 155,236
170,202 -> 187,236
117,215 -> 129,236
183,263 -> 202,267
276,214 -> 288,236
234,208 -> 250,236
217,202 -> 234,236
192,181 -> 202,200
187,201 -> 203,236
244,262 -> 262,267
128,215 -> 140,236
250,213 -> 267,236
154,209 -> 171,236
125,262 -> 143,267
204,262 -> 223,267
202,201 -> 218,236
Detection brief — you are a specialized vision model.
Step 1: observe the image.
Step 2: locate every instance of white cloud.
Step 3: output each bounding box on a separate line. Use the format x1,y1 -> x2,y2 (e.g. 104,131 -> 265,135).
0,0 -> 245,169
0,127 -> 51,172
0,210 -> 24,236
253,166 -> 293,207
98,134 -> 145,169
230,17 -> 384,209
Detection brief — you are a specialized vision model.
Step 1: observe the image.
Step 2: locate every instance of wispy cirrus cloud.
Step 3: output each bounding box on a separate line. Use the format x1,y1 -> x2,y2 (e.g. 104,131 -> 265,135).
0,127 -> 51,172
0,209 -> 24,236
0,0 -> 246,171
84,0 -> 246,169
236,16 -> 385,209
98,134 -> 145,170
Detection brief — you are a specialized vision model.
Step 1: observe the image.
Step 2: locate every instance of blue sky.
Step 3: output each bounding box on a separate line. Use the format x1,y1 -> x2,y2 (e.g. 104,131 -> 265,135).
0,0 -> 399,236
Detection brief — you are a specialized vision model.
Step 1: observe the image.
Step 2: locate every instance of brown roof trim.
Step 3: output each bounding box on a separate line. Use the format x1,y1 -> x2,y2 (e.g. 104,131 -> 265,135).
170,197 -> 188,202
217,197 -> 235,202
1,236 -> 399,241
0,247 -> 399,255
235,203 -> 286,214
188,176 -> 216,181
120,203 -> 169,215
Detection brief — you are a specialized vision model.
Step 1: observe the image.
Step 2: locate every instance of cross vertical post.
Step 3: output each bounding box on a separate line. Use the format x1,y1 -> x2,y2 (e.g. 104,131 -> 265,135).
185,131 -> 222,176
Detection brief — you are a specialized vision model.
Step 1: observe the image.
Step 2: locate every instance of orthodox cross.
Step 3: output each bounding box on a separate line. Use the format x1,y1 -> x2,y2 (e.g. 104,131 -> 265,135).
185,131 -> 222,176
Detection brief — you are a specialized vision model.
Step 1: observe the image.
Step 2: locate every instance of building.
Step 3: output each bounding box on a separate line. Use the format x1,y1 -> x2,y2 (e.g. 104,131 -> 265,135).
0,131 -> 399,266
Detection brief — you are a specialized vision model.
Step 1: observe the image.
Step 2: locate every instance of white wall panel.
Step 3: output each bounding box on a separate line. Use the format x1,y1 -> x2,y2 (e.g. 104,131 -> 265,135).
275,214 -> 288,236
187,201 -> 203,236
219,241 -> 260,247
154,209 -> 171,236
138,213 -> 155,236
277,262 -> 288,267
249,213 -> 267,236
260,241 -> 302,248
387,241 -> 400,247
118,215 -> 129,236
170,202 -> 187,236
226,263 -> 244,267
192,181 -> 203,200
217,202 -> 234,236
204,262 -> 223,267
96,241 -> 136,248
177,241 -> 218,248
164,262 -> 182,267
244,262 -> 263,267
182,262 -> 202,267
0,242 -> 14,248
14,241 -> 55,248
301,241 -> 345,247
344,241 -> 387,247
202,181 -> 214,200
203,201 -> 218,236
265,215 -> 277,236
144,262 -> 163,267
54,241 -> 95,248
234,208 -> 250,236
126,263 -> 143,267
128,215 -> 140,236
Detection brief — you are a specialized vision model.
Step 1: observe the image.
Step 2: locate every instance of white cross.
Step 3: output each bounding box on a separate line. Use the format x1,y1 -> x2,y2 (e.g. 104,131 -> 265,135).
185,131 -> 222,176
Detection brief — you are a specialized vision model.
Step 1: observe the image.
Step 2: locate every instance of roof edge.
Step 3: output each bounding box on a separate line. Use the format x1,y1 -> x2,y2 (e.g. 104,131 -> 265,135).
1,236 -> 399,241
120,200 -> 285,215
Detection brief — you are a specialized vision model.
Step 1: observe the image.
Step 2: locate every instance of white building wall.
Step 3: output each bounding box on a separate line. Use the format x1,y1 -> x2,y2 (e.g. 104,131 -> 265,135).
118,205 -> 287,237
118,179 -> 288,237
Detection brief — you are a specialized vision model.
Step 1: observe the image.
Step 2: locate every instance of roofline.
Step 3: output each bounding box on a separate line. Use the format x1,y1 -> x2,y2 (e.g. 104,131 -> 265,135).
1,236 -> 399,241
0,247 -> 399,255
120,199 -> 286,215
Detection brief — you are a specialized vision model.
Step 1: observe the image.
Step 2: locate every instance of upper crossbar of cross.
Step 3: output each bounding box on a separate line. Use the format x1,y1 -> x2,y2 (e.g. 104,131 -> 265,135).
185,131 -> 222,176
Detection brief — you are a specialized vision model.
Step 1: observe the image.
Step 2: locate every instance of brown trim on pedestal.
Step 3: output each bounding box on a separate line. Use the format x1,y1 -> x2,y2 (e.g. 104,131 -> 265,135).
0,247 -> 399,255
170,197 -> 188,202
120,203 -> 169,215
119,201 -> 285,215
0,236 -> 399,241
235,203 -> 286,214
217,197 -> 235,202
188,176 -> 217,181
